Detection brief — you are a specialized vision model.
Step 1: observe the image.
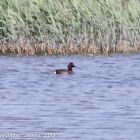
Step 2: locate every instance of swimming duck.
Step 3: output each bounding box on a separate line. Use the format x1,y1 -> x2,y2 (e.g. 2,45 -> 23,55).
54,62 -> 75,74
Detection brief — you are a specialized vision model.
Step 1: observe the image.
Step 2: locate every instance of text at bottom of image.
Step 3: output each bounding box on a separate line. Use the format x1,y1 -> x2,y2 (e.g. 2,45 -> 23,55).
0,132 -> 61,138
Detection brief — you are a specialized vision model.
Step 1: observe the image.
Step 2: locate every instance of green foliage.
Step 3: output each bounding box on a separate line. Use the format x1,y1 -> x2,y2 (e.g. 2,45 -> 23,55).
0,0 -> 140,52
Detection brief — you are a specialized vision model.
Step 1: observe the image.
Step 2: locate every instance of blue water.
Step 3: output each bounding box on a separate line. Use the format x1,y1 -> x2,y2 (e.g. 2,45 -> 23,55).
0,54 -> 140,140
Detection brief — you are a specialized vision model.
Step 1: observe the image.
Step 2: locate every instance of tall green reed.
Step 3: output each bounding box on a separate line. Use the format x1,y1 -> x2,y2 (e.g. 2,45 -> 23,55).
0,0 -> 140,54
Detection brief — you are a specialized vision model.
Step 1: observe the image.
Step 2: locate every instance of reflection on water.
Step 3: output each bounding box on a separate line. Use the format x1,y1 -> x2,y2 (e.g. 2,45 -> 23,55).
0,54 -> 140,139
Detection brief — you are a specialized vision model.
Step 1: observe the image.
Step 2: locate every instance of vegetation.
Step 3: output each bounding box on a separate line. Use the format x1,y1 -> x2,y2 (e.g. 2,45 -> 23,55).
0,0 -> 140,55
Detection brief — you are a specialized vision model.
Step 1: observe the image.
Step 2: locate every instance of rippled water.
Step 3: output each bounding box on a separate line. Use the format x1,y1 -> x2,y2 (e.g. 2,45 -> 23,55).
0,54 -> 140,140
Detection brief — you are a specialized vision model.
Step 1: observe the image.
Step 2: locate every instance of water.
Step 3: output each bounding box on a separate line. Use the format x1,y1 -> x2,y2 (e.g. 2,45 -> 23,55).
0,54 -> 140,140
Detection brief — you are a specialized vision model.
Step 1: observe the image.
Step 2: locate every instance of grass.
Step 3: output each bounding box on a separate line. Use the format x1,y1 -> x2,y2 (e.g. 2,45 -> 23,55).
0,0 -> 140,55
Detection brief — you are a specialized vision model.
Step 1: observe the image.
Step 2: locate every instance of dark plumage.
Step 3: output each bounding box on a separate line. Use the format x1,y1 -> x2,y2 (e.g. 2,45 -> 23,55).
54,62 -> 75,74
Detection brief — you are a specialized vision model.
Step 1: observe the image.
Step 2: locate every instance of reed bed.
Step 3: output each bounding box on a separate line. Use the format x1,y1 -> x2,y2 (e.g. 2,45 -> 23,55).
0,0 -> 140,55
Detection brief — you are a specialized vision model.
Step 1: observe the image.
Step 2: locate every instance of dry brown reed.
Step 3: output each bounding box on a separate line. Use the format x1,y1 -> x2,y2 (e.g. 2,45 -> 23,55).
0,38 -> 140,56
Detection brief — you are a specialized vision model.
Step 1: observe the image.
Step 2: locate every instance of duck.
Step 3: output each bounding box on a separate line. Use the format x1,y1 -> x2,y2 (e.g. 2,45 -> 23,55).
54,62 -> 75,74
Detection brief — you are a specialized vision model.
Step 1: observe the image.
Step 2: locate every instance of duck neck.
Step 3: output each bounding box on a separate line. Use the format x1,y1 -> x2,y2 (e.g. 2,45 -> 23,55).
68,66 -> 72,71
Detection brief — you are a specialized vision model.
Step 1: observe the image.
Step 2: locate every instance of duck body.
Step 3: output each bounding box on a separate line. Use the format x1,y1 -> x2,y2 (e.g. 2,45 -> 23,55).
54,62 -> 75,74
55,69 -> 74,74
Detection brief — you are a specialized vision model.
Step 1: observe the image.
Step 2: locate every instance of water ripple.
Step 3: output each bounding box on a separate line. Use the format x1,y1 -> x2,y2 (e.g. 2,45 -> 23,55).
0,54 -> 140,139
